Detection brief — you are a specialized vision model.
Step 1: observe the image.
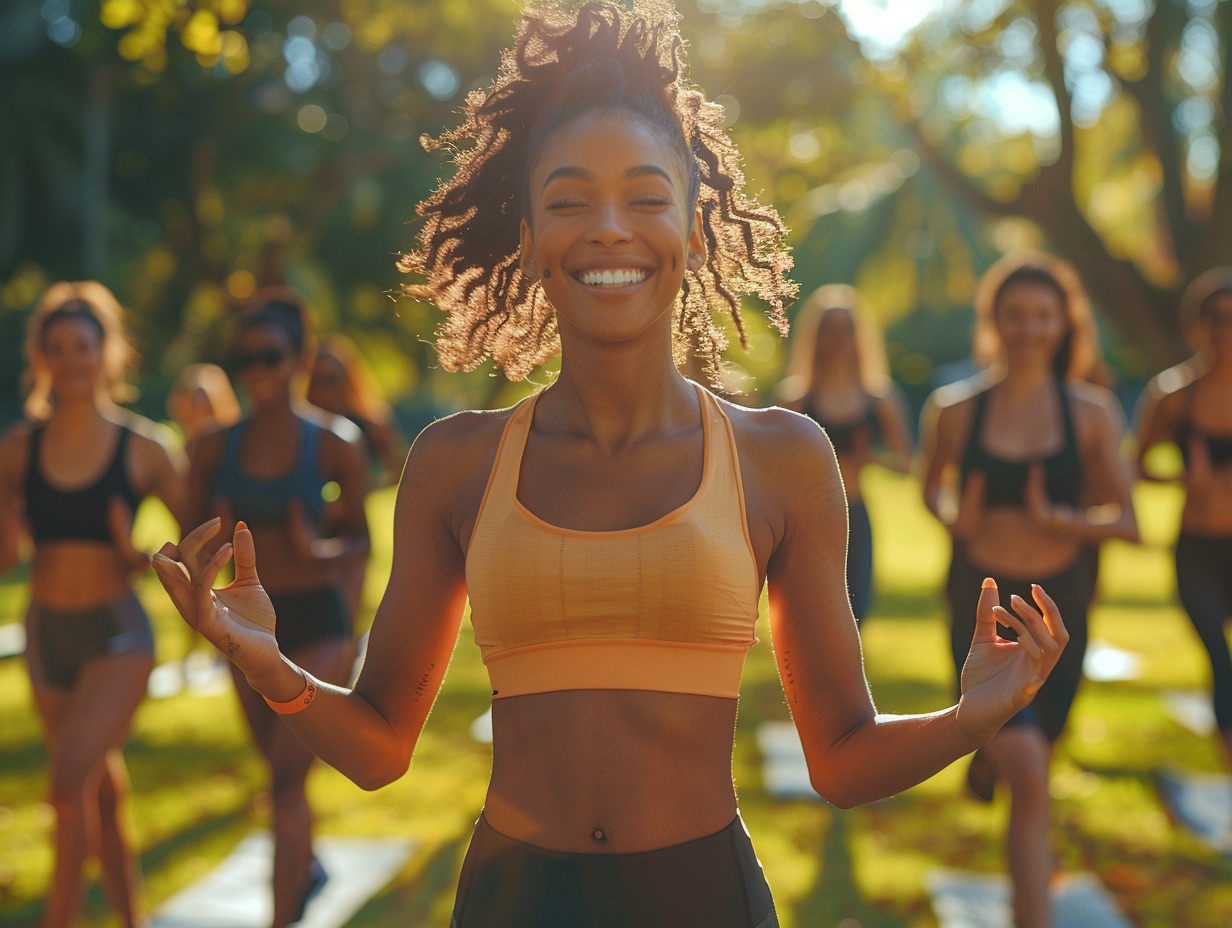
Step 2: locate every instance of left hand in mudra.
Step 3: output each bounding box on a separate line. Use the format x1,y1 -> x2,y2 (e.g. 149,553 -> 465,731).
954,579 -> 1068,744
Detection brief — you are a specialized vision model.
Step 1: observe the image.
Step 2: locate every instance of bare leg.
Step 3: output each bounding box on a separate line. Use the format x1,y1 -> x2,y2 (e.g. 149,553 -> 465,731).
231,638 -> 354,928
983,726 -> 1054,928
32,651 -> 152,928
95,750 -> 149,928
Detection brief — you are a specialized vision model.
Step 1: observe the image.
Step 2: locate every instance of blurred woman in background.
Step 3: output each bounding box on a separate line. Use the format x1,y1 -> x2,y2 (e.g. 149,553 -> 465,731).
0,281 -> 186,928
1136,268 -> 1232,829
920,253 -> 1137,928
307,333 -> 406,486
780,284 -> 912,623
185,288 -> 370,928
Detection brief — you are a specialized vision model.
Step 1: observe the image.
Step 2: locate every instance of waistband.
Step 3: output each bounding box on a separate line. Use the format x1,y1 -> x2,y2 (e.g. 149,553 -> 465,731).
486,639 -> 751,700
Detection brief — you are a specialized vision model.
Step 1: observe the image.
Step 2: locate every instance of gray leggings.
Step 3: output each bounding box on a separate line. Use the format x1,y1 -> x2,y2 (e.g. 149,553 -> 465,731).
25,592 -> 154,689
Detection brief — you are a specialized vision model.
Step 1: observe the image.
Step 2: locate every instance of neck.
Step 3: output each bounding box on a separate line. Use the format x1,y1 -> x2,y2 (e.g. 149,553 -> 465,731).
812,361 -> 861,392
248,395 -> 299,422
48,393 -> 109,430
1202,349 -> 1232,383
548,342 -> 696,449
998,359 -> 1056,396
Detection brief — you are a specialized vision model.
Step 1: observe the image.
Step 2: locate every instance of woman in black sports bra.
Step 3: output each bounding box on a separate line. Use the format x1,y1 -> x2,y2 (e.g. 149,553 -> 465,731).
921,254 -> 1137,928
0,282 -> 186,928
780,284 -> 912,623
1136,268 -> 1232,825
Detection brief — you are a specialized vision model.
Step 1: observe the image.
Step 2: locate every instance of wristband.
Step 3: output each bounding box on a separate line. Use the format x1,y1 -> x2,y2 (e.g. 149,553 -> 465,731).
263,672 -> 317,715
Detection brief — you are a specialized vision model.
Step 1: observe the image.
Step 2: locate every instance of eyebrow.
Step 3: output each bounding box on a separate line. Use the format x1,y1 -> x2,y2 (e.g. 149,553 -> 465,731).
541,164 -> 674,190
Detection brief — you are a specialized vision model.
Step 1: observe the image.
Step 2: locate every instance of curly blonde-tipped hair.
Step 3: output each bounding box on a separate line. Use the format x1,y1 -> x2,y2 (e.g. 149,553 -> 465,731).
22,281 -> 139,420
399,0 -> 795,385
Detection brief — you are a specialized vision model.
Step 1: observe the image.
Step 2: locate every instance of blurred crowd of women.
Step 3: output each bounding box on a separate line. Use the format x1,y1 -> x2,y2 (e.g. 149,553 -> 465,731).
1,256 -> 1230,928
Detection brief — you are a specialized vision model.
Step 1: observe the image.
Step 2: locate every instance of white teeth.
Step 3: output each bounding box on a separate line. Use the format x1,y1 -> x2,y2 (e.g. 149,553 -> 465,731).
578,268 -> 647,287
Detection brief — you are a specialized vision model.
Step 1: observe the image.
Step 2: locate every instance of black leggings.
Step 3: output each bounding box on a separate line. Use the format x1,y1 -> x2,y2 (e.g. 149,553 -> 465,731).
267,586 -> 351,655
947,546 -> 1090,742
848,499 -> 873,623
1175,533 -> 1232,732
450,814 -> 778,928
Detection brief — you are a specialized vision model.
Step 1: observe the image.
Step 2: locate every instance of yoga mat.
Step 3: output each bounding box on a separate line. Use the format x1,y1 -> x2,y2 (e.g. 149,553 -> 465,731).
1163,689 -> 1216,737
152,831 -> 414,928
756,721 -> 819,800
927,869 -> 1132,928
1157,768 -> 1232,853
1082,640 -> 1142,682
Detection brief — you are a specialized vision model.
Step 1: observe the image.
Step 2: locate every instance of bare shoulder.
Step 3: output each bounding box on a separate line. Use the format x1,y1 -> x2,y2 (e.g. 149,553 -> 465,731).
724,400 -> 831,462
925,372 -> 987,414
1069,380 -> 1125,434
301,406 -> 365,447
116,410 -> 183,459
398,405 -> 518,508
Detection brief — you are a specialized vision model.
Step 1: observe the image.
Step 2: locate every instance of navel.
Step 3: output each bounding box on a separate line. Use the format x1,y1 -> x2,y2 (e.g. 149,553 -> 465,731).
590,825 -> 608,845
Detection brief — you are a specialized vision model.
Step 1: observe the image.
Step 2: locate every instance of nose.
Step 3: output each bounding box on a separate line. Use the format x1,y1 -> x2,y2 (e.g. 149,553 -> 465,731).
585,199 -> 633,246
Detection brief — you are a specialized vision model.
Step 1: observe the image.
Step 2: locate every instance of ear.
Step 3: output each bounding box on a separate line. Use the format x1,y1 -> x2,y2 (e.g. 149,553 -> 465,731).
686,205 -> 706,272
519,218 -> 535,276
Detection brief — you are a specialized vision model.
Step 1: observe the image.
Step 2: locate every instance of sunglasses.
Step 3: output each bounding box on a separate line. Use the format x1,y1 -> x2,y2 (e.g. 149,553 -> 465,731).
232,348 -> 289,370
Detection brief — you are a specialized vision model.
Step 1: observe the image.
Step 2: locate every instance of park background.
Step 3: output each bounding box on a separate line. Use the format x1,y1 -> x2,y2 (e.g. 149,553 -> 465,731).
2,0 -> 1232,925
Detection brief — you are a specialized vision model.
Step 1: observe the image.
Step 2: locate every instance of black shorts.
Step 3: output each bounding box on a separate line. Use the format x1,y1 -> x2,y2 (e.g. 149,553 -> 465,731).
450,813 -> 778,928
25,592 -> 155,690
267,586 -> 351,655
946,545 -> 1090,742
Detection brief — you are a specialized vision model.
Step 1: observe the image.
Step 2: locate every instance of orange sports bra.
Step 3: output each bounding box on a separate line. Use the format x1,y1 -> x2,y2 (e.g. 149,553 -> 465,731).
465,384 -> 762,700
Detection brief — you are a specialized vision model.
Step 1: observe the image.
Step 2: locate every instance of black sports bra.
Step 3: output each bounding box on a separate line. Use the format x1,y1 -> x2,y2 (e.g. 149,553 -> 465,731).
24,425 -> 142,543
802,397 -> 879,455
960,379 -> 1083,508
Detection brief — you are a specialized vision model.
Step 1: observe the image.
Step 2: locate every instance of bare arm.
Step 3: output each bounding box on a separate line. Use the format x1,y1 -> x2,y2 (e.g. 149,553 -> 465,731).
1133,374 -> 1185,483
872,386 -> 913,474
0,425 -> 30,574
154,418 -> 470,790
762,416 -> 1066,808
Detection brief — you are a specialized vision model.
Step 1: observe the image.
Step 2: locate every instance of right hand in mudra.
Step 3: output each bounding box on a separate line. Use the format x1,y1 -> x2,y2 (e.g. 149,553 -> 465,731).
152,518 -> 282,681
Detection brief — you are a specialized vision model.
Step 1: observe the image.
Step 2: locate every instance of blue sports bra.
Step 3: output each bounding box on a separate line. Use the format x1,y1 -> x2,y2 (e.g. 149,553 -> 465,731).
211,417 -> 327,526
1178,383 -> 1232,468
960,379 -> 1083,508
24,424 -> 142,543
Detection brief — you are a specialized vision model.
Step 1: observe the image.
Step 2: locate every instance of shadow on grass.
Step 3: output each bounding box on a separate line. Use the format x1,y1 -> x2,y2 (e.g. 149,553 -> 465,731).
345,832 -> 469,928
792,807 -> 908,928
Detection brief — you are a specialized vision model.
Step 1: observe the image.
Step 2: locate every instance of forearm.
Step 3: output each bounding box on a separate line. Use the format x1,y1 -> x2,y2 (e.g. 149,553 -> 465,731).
808,705 -> 984,808
246,656 -> 416,790
1049,502 -> 1138,543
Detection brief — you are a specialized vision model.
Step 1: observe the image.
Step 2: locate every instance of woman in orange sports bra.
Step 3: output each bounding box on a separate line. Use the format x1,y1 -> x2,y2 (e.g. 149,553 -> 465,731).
152,4 -> 1069,926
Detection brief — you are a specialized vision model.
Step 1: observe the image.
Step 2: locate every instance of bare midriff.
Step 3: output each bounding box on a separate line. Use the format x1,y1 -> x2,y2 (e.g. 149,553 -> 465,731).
31,543 -> 132,610
1182,473 -> 1232,535
242,522 -> 337,593
961,507 -> 1082,579
485,689 -> 739,853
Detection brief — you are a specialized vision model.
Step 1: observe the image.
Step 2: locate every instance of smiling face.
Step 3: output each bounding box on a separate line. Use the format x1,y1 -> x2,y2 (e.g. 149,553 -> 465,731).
519,109 -> 705,352
40,315 -> 106,401
993,280 -> 1070,371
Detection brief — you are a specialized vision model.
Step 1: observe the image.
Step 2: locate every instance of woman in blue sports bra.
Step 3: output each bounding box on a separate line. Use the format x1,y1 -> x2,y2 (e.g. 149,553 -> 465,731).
0,282 -> 186,928
921,253 -> 1138,928
780,284 -> 913,623
184,288 -> 371,928
1136,267 -> 1232,833
154,5 -> 1069,927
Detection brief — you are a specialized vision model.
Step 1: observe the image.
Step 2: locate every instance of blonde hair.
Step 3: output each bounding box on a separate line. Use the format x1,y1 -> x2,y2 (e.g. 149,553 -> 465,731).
311,334 -> 393,425
784,284 -> 889,397
22,281 -> 138,420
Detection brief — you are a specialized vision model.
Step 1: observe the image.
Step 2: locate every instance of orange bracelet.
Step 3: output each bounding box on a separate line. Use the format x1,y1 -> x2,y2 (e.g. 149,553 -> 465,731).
263,673 -> 317,715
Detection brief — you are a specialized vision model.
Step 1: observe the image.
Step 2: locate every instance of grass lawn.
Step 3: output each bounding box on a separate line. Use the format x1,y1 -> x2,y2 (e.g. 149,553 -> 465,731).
1,468 -> 1231,927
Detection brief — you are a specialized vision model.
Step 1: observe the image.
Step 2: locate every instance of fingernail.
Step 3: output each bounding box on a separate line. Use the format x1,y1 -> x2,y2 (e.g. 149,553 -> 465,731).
236,521 -> 248,532
981,577 -> 996,588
